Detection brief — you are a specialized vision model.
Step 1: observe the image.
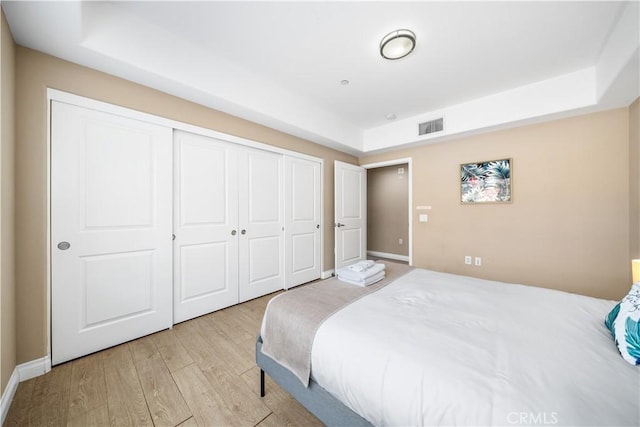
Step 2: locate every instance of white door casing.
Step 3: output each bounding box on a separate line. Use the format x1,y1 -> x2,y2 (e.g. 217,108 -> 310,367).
284,156 -> 321,288
173,131 -> 240,323
51,101 -> 173,365
334,161 -> 367,270
238,148 -> 285,301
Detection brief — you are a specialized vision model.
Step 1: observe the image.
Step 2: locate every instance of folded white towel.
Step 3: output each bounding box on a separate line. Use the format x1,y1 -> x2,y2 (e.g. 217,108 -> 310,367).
338,270 -> 385,287
336,262 -> 385,282
347,260 -> 376,272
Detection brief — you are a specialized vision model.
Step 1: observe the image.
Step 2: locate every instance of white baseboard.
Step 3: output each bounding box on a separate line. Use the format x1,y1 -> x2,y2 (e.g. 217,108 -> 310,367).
18,355 -> 51,381
0,354 -> 51,424
0,368 -> 19,425
321,269 -> 335,279
367,250 -> 410,262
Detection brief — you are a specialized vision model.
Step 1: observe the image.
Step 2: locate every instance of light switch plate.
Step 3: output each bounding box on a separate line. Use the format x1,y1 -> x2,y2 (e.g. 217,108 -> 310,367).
419,214 -> 428,222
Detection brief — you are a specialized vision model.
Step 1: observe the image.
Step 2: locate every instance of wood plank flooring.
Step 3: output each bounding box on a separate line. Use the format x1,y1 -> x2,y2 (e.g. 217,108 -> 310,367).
4,293 -> 324,427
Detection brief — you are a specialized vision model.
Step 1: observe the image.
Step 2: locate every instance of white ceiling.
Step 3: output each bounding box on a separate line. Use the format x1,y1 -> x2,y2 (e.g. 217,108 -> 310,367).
3,1 -> 639,155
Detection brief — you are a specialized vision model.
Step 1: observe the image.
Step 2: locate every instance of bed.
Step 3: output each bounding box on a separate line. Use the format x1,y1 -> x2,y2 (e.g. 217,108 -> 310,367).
256,264 -> 640,426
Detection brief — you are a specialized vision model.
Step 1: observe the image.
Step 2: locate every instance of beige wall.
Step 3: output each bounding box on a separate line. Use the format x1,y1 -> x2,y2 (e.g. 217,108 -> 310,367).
367,164 -> 409,256
630,98 -> 639,261
1,9 -> 16,395
360,108 -> 631,301
9,43 -> 639,366
15,46 -> 356,364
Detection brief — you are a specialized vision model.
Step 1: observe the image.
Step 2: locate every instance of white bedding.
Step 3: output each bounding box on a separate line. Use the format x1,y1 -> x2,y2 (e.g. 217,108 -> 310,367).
311,269 -> 640,426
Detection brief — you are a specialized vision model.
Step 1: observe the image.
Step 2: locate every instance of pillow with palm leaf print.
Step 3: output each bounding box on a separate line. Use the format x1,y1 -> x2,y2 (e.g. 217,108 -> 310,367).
604,283 -> 640,365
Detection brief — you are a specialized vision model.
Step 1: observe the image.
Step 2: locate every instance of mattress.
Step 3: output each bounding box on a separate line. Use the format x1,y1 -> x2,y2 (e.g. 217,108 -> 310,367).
310,269 -> 640,426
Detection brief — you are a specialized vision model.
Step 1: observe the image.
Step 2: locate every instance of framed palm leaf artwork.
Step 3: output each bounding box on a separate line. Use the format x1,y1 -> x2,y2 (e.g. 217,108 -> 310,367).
460,158 -> 511,203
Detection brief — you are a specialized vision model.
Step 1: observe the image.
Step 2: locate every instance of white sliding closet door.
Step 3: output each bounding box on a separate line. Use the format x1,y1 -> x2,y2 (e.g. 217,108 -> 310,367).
51,101 -> 172,365
285,156 -> 321,288
238,148 -> 285,302
173,131 -> 240,323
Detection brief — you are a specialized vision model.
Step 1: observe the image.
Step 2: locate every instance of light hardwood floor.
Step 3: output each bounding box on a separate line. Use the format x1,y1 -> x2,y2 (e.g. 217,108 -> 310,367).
4,293 -> 324,427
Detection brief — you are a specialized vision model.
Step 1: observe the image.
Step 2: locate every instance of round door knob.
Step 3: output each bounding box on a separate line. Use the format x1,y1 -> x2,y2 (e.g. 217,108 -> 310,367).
231,230 -> 237,236
57,241 -> 71,250
241,229 -> 246,235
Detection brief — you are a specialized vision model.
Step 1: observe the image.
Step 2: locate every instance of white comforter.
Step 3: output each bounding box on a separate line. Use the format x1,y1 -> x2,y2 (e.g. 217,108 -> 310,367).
311,269 -> 640,426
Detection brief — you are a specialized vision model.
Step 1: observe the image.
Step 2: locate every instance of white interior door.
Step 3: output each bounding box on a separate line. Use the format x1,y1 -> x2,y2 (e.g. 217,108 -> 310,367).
334,161 -> 366,270
51,101 -> 172,365
239,148 -> 284,302
284,156 -> 321,288
173,131 -> 239,323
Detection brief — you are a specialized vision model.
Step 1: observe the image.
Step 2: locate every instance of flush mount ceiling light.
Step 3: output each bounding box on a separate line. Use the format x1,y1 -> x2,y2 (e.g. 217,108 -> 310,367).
380,29 -> 416,60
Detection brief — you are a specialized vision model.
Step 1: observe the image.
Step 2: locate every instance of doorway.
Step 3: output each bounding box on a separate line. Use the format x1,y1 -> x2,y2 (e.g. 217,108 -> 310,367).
362,159 -> 412,265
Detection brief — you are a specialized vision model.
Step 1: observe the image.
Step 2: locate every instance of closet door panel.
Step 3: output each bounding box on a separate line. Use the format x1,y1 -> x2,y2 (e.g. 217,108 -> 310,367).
239,149 -> 284,302
51,101 -> 172,365
285,157 -> 322,288
173,131 -> 239,323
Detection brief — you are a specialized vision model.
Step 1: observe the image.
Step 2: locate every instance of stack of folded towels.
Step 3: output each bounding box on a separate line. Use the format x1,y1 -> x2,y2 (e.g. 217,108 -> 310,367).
336,260 -> 385,287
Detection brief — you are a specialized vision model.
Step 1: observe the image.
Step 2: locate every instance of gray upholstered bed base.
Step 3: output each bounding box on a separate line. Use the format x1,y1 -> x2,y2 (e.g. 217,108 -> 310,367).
256,336 -> 373,427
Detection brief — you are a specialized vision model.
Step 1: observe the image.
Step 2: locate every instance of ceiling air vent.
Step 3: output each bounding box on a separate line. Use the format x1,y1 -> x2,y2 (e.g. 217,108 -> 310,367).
418,118 -> 444,136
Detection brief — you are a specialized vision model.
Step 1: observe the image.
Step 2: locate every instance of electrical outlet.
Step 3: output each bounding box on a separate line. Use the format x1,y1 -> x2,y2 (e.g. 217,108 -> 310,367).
475,257 -> 482,266
398,238 -> 403,245
465,256 -> 472,265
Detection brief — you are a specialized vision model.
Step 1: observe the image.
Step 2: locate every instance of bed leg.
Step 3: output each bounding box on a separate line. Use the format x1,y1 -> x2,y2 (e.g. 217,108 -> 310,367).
260,369 -> 265,397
